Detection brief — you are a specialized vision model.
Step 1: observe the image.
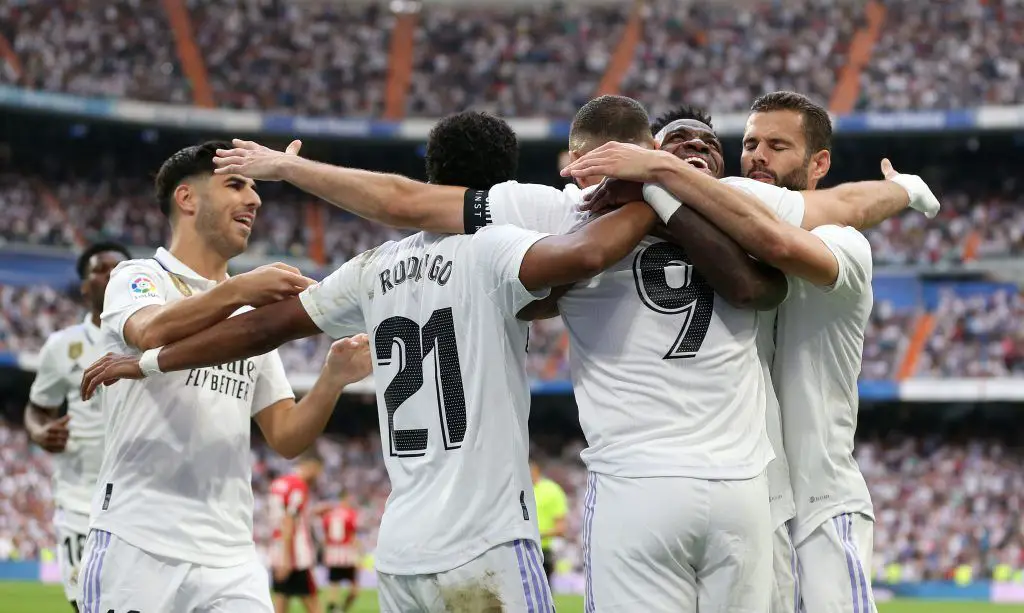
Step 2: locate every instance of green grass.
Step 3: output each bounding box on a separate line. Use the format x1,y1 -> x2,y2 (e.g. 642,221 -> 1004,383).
5,581 -> 1024,612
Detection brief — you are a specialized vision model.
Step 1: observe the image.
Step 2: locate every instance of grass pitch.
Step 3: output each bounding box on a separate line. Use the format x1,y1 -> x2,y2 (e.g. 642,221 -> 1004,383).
4,581 -> 1024,612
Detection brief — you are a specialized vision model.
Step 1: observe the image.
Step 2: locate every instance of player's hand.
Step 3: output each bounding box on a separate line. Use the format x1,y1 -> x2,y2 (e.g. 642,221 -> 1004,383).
881,158 -> 940,219
80,353 -> 143,401
560,142 -> 675,183
228,263 -> 316,308
213,139 -> 303,181
322,334 -> 372,387
581,177 -> 645,216
29,414 -> 70,453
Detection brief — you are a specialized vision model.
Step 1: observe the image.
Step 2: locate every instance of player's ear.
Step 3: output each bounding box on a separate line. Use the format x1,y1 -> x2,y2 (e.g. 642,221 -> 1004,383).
174,182 -> 198,217
810,149 -> 831,183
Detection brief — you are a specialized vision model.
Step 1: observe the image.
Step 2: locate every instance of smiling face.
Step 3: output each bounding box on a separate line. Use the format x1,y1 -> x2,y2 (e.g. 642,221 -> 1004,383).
177,173 -> 262,259
657,122 -> 725,178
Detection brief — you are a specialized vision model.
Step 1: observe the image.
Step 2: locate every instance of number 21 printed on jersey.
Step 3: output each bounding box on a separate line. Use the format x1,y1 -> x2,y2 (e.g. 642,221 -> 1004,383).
374,307 -> 468,457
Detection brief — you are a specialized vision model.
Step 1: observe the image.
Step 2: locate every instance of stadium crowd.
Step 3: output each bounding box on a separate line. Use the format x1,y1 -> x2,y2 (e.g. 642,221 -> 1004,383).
857,0 -> 1024,111
4,169 -> 1023,268
3,0 -> 1021,115
622,0 -> 859,119
5,419 -> 1024,585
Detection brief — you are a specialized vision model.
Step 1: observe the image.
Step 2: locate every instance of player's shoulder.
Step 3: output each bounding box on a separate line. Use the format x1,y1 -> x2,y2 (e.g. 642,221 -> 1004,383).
491,180 -> 577,205
106,257 -> 167,294
720,175 -> 794,197
813,225 -> 872,257
39,322 -> 87,355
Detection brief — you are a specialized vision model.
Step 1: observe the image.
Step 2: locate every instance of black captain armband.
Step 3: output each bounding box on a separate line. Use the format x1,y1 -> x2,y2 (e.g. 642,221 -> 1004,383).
463,189 -> 492,234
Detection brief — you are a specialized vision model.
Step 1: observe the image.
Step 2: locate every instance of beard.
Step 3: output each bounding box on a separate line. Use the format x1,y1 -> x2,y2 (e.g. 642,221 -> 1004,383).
746,162 -> 810,191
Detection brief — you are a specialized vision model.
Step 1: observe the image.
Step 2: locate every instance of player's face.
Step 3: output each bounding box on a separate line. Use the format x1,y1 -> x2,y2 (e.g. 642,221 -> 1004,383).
658,125 -> 724,178
194,174 -> 261,258
741,111 -> 815,190
82,251 -> 128,313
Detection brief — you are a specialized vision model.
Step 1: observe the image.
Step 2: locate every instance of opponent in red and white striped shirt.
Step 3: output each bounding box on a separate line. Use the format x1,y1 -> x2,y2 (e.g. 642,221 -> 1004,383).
269,450 -> 322,613
319,494 -> 362,613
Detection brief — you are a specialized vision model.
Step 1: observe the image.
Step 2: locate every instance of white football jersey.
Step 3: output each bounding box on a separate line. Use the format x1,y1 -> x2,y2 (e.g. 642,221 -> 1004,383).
757,308 -> 796,529
29,316 -> 105,515
773,225 -> 875,545
95,247 -> 294,567
480,177 -> 805,479
299,225 -> 552,575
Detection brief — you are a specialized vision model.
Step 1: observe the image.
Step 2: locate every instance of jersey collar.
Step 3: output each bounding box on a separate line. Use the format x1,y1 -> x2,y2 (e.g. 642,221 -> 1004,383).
82,314 -> 100,343
153,247 -> 223,289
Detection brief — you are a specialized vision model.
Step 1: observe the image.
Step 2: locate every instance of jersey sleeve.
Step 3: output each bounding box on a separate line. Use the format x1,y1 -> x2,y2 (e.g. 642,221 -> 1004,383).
471,224 -> 553,317
250,349 -> 295,417
298,251 -> 370,340
466,181 -> 580,234
812,225 -> 873,297
100,261 -> 168,345
28,334 -> 69,409
720,176 -> 805,227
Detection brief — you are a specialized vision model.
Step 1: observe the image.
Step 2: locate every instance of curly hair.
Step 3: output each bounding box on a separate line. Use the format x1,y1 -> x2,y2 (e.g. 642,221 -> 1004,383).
650,105 -> 714,135
425,112 -> 519,190
154,140 -> 232,216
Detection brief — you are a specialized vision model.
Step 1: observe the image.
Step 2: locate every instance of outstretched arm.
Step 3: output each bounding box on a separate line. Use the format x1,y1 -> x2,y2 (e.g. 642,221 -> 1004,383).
517,201 -> 658,290
214,140 -> 467,234
81,297 -> 321,399
801,160 -> 939,230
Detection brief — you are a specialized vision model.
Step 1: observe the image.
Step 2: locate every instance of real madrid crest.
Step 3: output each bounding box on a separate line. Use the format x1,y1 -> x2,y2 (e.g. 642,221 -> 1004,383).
170,274 -> 193,297
68,342 -> 83,360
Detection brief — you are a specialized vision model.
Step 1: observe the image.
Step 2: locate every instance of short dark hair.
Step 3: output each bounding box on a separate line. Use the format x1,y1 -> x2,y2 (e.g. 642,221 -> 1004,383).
570,95 -> 652,153
154,140 -> 231,216
750,91 -> 832,153
650,105 -> 714,136
76,241 -> 131,279
425,112 -> 519,190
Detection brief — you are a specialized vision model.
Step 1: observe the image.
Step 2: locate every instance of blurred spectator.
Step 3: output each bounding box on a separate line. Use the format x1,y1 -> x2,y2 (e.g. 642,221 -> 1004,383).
858,0 -> 1024,111
188,0 -> 391,116
4,0 -> 190,103
406,2 -> 622,118
622,0 -> 859,119
919,288 -> 1024,378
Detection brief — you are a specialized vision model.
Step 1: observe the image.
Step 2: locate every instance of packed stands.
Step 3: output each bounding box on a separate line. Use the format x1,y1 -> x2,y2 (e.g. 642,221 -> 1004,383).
6,0 -> 1024,116
2,0 -> 190,104
187,0 -> 391,117
622,0 -> 859,118
857,0 -> 1024,111
406,2 -> 623,118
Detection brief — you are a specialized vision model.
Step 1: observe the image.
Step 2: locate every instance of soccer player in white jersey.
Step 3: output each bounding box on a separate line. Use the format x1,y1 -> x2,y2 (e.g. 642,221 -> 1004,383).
739,91 -> 892,613
80,111 -> 663,613
24,241 -> 130,611
191,95 -> 939,610
565,95 -> 940,613
75,141 -> 372,613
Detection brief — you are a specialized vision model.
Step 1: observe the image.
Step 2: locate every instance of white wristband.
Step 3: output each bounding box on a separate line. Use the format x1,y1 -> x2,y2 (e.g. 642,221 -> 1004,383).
887,173 -> 940,219
643,183 -> 683,224
139,348 -> 164,378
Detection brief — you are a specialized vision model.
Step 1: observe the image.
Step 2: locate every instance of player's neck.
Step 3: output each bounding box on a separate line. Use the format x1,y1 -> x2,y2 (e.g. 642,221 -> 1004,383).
167,233 -> 230,282
89,311 -> 102,328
